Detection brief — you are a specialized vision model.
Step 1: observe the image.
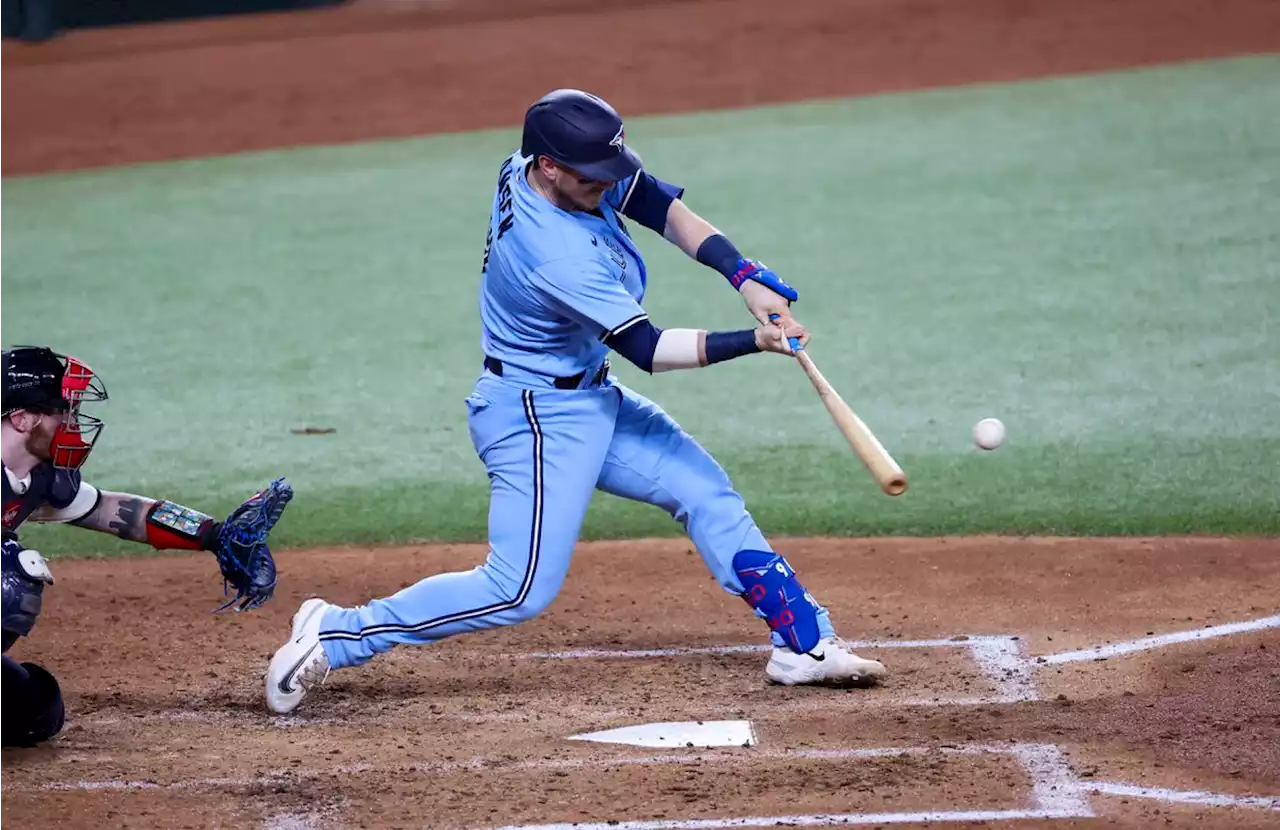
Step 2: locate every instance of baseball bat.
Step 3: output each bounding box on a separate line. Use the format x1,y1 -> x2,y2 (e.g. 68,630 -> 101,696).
770,314 -> 907,496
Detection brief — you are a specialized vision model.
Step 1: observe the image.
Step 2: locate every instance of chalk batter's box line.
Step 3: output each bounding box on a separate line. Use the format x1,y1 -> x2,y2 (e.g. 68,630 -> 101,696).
517,614 -> 1280,704
521,636 -> 1039,704
518,614 -> 1280,665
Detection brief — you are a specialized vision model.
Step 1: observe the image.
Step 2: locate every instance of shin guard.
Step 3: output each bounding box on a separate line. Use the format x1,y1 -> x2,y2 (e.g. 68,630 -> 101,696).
733,550 -> 821,654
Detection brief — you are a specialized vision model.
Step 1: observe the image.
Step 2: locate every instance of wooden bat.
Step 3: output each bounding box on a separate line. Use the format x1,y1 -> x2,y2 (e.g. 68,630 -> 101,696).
765,311 -> 906,495
794,349 -> 907,495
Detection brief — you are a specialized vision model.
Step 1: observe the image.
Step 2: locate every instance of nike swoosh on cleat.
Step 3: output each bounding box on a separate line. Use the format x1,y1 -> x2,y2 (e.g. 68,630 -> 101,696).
807,651 -> 825,661
278,643 -> 318,694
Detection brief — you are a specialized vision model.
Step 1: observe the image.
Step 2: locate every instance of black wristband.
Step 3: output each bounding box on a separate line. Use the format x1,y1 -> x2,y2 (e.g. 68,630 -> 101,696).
695,234 -> 745,279
704,329 -> 761,365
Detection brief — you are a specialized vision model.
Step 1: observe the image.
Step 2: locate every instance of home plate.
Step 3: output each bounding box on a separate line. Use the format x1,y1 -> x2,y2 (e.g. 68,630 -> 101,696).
568,720 -> 757,748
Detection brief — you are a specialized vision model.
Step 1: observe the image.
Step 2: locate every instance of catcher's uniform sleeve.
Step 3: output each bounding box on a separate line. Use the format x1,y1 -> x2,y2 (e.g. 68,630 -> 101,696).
30,471 -> 100,524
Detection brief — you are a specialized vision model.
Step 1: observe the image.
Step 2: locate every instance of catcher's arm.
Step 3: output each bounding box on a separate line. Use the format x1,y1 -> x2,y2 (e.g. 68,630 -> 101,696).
71,479 -> 293,612
72,491 -> 213,546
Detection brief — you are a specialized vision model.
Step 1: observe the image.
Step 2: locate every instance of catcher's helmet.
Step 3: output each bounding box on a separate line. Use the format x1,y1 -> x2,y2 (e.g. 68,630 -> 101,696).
2,346 -> 107,469
521,89 -> 642,183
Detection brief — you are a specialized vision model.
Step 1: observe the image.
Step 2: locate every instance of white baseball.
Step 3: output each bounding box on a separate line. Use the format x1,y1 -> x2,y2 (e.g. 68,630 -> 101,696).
973,417 -> 1005,451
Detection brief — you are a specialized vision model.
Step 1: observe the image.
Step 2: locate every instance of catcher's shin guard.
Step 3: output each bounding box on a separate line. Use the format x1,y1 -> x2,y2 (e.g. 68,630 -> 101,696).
733,550 -> 822,655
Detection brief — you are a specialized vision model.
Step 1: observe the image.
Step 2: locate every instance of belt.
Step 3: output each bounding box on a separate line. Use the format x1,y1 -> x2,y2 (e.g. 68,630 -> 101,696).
483,356 -> 609,390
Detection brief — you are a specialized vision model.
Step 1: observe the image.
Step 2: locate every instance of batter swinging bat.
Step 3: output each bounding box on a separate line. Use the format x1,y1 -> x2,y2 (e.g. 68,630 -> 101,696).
771,315 -> 907,496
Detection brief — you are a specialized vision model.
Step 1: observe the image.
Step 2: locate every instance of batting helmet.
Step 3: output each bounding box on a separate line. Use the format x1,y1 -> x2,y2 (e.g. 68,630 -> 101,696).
521,89 -> 643,183
2,345 -> 107,469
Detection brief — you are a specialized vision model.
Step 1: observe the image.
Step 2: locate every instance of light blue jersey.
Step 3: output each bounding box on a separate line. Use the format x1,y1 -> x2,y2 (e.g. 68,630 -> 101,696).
478,152 -> 649,386
317,151 -> 838,667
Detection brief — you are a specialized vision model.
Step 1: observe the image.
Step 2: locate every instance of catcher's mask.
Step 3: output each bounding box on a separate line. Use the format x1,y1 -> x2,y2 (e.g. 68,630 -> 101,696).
2,346 -> 108,470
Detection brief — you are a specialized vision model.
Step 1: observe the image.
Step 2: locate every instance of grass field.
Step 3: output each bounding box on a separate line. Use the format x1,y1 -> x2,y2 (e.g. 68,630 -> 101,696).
4,56 -> 1278,556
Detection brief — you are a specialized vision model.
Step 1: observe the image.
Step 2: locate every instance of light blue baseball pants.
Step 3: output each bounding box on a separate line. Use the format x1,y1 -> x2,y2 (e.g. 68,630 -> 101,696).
317,372 -> 836,669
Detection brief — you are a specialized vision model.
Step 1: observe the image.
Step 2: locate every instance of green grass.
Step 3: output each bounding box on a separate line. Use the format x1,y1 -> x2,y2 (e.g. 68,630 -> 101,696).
4,55 -> 1279,557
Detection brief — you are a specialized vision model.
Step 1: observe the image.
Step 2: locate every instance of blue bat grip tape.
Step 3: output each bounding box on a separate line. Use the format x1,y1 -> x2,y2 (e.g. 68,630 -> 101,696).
767,313 -> 803,353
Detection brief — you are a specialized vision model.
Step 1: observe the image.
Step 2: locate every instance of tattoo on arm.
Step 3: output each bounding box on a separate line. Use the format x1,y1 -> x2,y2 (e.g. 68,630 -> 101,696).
73,492 -> 155,542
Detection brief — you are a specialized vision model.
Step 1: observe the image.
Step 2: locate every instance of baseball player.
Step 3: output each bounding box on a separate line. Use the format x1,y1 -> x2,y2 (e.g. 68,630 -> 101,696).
266,89 -> 887,714
2,345 -> 292,746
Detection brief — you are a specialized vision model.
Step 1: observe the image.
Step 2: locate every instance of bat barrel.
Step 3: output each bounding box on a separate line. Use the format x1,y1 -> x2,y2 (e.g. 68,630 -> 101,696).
794,350 -> 908,497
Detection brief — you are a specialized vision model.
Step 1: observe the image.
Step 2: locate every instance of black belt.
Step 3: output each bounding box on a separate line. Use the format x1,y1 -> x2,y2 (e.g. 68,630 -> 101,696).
484,356 -> 609,390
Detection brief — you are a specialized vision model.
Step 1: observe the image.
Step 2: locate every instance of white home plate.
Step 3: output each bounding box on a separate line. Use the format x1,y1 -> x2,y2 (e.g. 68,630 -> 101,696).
568,720 -> 757,748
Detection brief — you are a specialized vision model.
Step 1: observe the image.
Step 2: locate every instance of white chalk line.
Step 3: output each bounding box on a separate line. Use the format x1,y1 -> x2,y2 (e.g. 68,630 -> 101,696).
521,636 -> 1014,661
484,808 -> 1081,830
1010,744 -> 1092,816
77,707 -> 531,730
262,810 -> 325,830
969,638 -> 1038,703
20,742 -> 1046,795
520,613 -> 1280,703
1083,781 -> 1280,810
1038,614 -> 1280,664
525,636 -> 1034,706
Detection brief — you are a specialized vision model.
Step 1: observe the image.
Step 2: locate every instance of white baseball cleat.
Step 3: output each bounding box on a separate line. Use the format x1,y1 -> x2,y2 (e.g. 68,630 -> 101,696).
266,598 -> 332,714
766,637 -> 888,687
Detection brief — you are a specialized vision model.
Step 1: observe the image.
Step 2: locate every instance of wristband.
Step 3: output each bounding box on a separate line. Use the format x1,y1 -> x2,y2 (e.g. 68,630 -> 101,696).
695,233 -> 744,280
694,235 -> 799,302
704,329 -> 762,365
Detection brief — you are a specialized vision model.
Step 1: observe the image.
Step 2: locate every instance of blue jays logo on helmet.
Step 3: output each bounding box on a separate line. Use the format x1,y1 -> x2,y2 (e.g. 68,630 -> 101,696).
521,89 -> 642,183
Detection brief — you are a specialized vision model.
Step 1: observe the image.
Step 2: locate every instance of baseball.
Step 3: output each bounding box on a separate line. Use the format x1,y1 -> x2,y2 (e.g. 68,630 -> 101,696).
973,417 -> 1005,451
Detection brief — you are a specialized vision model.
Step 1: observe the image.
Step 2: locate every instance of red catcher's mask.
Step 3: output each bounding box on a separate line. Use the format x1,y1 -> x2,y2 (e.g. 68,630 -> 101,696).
50,356 -> 107,469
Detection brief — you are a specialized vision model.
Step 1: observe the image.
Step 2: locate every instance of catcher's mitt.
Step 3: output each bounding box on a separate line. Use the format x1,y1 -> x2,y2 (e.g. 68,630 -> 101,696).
212,478 -> 293,612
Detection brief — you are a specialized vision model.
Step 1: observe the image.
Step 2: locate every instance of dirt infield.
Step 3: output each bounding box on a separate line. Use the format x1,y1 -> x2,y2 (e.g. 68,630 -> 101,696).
3,537 -> 1278,828
4,0 -> 1280,826
5,0 -> 1280,174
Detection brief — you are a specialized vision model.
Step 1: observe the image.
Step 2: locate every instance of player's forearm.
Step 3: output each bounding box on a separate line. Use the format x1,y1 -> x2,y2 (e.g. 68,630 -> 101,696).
72,492 -> 155,541
72,490 -> 219,550
663,201 -> 784,298
605,319 -> 761,373
663,199 -> 720,259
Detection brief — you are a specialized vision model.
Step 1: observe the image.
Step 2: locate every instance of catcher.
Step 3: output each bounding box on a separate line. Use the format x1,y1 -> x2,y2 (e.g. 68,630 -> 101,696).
2,345 -> 292,747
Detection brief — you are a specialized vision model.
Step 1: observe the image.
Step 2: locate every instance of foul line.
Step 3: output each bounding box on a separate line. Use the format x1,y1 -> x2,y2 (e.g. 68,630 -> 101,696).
1038,614 -> 1280,665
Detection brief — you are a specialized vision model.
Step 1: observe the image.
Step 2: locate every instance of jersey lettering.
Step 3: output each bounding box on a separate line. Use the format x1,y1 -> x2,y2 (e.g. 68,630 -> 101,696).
482,157 -> 517,274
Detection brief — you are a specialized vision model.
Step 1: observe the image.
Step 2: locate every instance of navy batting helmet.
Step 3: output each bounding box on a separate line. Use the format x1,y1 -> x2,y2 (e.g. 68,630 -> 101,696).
521,89 -> 642,183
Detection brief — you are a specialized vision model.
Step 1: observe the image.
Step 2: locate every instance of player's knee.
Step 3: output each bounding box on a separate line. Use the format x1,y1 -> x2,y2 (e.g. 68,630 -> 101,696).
482,563 -> 564,625
511,576 -> 563,621
1,657 -> 65,747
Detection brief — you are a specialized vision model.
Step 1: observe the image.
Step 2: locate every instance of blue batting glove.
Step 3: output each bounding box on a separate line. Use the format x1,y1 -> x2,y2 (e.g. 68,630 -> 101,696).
726,259 -> 799,303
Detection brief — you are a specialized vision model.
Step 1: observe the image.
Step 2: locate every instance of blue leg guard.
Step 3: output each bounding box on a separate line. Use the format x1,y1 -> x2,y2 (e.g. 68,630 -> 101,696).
733,550 -> 822,655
